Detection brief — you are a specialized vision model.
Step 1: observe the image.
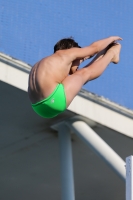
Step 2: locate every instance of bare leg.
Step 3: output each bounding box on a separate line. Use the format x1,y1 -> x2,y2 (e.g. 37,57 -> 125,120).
62,44 -> 121,107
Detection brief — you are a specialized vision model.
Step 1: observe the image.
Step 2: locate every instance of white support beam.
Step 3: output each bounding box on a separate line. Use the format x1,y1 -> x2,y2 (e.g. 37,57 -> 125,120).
52,123 -> 75,200
126,156 -> 133,200
66,120 -> 126,181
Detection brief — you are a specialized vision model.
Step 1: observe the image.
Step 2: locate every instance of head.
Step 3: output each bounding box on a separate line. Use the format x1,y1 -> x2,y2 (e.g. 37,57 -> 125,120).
54,37 -> 81,53
54,37 -> 82,74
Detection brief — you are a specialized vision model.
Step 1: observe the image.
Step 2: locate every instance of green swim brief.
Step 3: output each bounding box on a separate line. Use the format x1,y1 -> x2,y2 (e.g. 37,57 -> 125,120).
31,84 -> 67,118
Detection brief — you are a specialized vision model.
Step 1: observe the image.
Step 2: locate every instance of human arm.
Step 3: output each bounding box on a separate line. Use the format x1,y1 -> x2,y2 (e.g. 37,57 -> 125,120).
57,36 -> 122,61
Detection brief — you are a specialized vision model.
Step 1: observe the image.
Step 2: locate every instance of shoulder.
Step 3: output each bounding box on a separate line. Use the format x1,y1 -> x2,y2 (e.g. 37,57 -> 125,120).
55,48 -> 81,61
55,48 -> 80,55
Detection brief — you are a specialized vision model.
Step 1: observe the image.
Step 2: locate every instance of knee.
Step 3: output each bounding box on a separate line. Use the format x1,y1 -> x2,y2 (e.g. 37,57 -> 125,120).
76,68 -> 91,84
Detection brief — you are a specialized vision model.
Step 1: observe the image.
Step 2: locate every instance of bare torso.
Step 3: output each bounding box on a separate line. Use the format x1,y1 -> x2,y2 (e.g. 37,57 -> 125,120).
28,52 -> 75,104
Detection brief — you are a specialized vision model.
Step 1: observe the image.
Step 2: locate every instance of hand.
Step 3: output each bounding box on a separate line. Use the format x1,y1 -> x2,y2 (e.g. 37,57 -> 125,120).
110,36 -> 123,42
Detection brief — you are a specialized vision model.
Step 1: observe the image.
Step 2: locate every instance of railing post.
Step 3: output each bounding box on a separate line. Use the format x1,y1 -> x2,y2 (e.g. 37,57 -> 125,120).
53,123 -> 75,200
126,156 -> 133,200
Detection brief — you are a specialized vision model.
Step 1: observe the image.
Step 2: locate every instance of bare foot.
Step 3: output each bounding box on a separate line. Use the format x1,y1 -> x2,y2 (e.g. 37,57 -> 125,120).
108,43 -> 121,64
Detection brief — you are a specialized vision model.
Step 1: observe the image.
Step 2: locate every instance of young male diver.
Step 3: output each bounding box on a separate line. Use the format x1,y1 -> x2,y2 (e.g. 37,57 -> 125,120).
28,36 -> 122,118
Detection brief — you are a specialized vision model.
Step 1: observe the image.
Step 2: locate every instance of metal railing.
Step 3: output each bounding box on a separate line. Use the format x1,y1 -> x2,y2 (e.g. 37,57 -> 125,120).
126,156 -> 133,200
52,117 -> 132,200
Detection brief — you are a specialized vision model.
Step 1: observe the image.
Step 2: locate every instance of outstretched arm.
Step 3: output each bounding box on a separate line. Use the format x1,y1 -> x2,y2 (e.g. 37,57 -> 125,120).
57,36 -> 122,62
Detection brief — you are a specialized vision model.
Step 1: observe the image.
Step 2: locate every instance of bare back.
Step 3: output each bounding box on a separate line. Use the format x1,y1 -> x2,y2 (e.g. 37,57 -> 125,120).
28,52 -> 73,103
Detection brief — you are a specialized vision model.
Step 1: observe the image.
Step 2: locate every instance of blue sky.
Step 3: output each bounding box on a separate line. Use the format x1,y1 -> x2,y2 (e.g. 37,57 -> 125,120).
0,0 -> 133,109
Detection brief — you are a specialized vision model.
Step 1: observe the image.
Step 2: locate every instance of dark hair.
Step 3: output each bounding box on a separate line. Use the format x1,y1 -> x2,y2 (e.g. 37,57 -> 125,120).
54,37 -> 81,53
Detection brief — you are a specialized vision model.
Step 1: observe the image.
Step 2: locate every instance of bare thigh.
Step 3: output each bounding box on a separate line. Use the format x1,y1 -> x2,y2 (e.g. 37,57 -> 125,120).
62,68 -> 90,107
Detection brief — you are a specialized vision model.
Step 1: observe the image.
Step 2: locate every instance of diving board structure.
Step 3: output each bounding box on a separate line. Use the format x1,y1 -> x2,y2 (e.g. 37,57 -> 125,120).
0,52 -> 133,200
